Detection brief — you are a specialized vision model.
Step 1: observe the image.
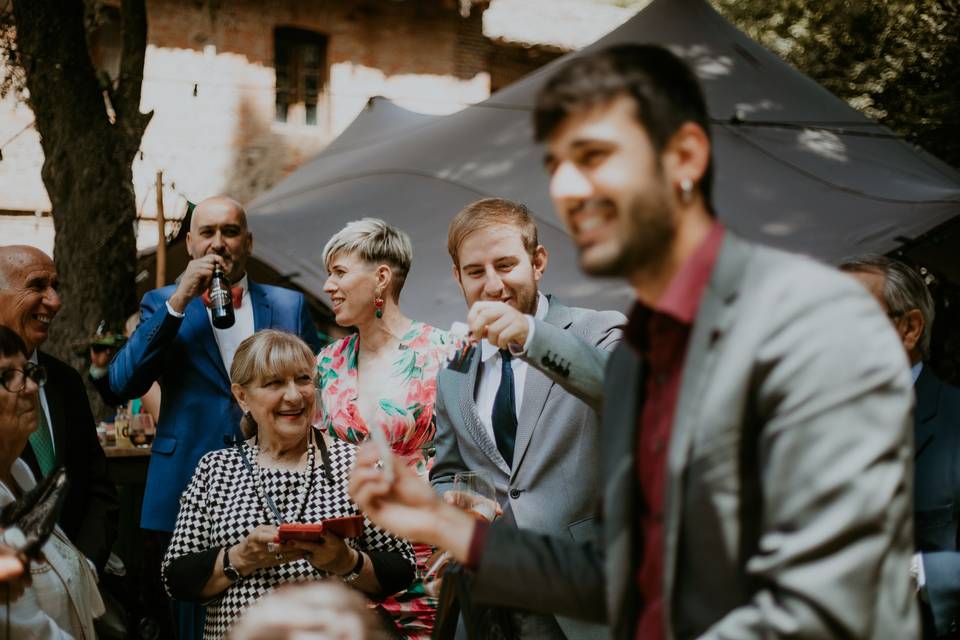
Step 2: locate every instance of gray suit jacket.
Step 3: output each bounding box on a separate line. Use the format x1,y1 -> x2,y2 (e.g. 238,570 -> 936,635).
471,233 -> 919,639
430,296 -> 624,639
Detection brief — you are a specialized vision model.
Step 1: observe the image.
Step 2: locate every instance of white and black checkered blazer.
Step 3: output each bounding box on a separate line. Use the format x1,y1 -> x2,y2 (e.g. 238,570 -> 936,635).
163,436 -> 415,639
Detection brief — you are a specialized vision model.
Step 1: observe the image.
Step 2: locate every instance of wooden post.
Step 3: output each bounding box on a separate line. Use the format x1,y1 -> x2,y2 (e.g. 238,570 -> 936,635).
155,170 -> 166,288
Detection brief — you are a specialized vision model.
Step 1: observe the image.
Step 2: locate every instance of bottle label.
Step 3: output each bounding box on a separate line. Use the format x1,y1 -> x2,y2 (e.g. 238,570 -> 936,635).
210,288 -> 231,307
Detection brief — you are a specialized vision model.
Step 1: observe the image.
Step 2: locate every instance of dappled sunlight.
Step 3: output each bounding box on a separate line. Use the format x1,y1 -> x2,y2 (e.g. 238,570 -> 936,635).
670,44 -> 735,80
734,99 -> 784,117
796,129 -> 848,162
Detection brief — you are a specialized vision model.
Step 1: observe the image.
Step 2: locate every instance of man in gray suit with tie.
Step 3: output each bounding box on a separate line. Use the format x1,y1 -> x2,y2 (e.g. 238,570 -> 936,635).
430,197 -> 623,639
352,45 -> 918,638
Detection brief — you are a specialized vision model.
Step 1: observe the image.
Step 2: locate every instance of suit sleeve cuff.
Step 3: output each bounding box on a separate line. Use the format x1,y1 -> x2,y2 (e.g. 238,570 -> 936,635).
464,519 -> 491,570
165,300 -> 186,318
508,315 -> 536,357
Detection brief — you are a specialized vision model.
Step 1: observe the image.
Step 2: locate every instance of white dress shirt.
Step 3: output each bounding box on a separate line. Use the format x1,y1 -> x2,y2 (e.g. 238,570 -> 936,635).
28,351 -> 55,453
474,292 -> 548,446
165,274 -> 255,375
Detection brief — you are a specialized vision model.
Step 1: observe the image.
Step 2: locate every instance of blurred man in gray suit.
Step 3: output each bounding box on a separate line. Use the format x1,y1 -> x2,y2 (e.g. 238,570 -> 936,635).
430,197 -> 623,639
352,45 -> 918,639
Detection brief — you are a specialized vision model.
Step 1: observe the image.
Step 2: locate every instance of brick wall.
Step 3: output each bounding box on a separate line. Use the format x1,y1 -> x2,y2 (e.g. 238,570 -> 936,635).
0,0 -> 493,219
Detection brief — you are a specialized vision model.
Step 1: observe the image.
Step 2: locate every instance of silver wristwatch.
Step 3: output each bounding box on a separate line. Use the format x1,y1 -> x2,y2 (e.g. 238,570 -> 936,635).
223,546 -> 242,583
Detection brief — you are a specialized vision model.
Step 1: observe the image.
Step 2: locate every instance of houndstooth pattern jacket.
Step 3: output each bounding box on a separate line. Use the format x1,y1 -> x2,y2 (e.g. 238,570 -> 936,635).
163,436 -> 415,639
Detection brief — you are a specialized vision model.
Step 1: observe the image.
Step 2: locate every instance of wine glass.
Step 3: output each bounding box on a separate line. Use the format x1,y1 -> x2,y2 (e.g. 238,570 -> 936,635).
451,471 -> 498,521
131,413 -> 155,448
426,471 -> 499,586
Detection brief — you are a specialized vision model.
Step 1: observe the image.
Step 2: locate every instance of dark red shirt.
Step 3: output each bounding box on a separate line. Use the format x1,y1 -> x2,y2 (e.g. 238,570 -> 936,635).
628,222 -> 725,640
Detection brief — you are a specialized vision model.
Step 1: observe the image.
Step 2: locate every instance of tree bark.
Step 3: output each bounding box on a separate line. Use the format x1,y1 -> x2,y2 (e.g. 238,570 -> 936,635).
11,0 -> 151,394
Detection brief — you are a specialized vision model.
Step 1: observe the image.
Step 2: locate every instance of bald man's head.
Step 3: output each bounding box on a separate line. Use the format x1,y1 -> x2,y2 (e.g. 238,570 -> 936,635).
0,245 -> 62,352
186,196 -> 252,282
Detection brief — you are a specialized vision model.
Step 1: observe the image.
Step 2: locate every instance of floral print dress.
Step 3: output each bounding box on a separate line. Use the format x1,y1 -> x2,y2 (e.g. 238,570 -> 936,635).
315,321 -> 458,639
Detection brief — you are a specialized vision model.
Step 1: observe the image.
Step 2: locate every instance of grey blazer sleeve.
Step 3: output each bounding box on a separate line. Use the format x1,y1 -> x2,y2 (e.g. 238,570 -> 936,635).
922,552 -> 960,635
523,310 -> 624,412
429,375 -> 463,498
699,274 -> 916,638
470,519 -> 607,623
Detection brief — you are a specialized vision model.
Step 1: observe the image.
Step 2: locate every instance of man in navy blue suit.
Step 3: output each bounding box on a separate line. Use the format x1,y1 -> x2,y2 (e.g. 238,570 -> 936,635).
843,255 -> 960,639
95,195 -> 322,637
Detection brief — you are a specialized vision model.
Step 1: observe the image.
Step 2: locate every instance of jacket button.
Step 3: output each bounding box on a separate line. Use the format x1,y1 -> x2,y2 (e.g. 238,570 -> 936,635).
509,488 -> 521,499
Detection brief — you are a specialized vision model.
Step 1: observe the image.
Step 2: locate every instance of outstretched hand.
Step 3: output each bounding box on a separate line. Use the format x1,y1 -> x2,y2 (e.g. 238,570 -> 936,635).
349,444 -> 441,545
349,444 -> 476,563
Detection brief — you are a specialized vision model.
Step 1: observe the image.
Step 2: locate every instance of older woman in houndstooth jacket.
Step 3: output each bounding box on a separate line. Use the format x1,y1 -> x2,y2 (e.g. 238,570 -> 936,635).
163,330 -> 414,640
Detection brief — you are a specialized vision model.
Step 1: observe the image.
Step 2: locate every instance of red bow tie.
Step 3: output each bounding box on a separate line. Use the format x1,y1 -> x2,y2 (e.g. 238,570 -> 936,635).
201,286 -> 244,309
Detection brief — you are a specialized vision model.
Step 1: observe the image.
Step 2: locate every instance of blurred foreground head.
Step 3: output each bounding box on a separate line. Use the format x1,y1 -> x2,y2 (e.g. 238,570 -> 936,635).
536,45 -> 714,279
228,580 -> 393,640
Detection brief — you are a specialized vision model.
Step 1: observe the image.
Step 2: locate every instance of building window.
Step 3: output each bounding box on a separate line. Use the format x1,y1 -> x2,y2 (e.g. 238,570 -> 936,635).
274,27 -> 328,126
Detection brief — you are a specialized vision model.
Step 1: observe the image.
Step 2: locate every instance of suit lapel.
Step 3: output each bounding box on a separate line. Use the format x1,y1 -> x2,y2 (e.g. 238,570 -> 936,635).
661,233 -> 751,629
603,344 -> 642,636
455,349 -> 510,475
249,280 -> 273,331
185,298 -> 230,385
913,365 -> 940,460
511,298 -> 571,477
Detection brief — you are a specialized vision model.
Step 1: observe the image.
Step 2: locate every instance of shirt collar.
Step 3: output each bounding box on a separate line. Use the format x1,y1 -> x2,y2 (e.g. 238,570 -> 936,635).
29,350 -> 38,364
911,361 -> 924,384
481,292 -> 548,363
235,274 -> 249,294
626,222 -> 725,344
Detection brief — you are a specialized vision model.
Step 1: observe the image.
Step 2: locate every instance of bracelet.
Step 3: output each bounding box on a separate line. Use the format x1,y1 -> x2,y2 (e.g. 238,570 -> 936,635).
339,548 -> 364,583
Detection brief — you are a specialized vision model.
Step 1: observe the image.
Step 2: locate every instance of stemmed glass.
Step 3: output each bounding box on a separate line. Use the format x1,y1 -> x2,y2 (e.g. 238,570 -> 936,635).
426,471 -> 498,586
130,413 -> 155,448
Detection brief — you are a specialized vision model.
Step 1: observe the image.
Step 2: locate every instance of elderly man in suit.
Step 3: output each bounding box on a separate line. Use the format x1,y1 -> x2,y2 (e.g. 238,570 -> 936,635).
351,45 -> 918,639
96,195 -> 322,637
842,254 -> 960,638
0,245 -> 119,571
430,197 -> 623,639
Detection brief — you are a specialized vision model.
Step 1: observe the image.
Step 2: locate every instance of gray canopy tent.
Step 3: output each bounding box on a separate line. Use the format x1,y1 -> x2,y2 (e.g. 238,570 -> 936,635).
246,0 -> 960,329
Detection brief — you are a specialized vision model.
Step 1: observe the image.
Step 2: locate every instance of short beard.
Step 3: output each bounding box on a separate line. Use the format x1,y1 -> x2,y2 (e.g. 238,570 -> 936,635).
513,284 -> 539,316
581,187 -> 675,278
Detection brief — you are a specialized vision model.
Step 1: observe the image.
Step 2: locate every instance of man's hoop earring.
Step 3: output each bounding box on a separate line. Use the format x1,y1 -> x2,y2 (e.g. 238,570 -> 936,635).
680,178 -> 694,204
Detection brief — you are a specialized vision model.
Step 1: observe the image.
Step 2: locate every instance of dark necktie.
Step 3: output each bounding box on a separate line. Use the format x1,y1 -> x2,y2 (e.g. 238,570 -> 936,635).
491,349 -> 518,466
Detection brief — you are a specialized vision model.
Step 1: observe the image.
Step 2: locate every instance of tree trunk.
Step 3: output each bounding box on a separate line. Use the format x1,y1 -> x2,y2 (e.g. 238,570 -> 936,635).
12,0 -> 151,413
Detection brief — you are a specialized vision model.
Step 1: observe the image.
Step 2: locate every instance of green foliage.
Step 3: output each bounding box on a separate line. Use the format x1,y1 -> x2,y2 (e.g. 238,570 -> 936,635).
710,0 -> 960,168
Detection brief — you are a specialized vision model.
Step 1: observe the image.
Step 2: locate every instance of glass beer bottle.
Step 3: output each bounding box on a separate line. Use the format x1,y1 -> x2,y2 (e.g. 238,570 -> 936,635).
209,264 -> 236,329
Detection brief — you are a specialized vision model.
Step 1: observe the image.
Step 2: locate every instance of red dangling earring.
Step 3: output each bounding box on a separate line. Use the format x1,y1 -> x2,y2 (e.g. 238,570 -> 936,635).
374,296 -> 384,319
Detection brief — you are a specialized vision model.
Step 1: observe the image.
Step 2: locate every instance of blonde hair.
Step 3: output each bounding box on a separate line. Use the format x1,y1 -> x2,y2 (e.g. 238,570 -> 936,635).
231,330 -> 316,438
322,218 -> 413,300
447,198 -> 539,268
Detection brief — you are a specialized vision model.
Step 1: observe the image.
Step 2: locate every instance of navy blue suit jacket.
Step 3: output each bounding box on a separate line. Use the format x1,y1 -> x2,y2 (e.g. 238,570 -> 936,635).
914,365 -> 960,638
105,281 -> 322,532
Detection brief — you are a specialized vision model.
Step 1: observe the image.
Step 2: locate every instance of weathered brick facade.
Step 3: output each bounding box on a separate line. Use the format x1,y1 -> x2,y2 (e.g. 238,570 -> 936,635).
0,0 -> 557,230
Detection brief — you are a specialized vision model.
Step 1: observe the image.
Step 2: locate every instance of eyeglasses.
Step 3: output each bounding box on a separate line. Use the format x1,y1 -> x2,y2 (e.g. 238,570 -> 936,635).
0,362 -> 47,393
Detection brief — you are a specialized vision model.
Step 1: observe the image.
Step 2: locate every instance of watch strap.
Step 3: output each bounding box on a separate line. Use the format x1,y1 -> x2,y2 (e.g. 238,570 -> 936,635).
222,546 -> 241,582
340,548 -> 364,583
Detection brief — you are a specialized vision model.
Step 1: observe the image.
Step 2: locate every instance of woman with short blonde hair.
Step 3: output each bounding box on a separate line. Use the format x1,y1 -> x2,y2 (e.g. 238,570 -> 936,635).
318,219 -> 458,638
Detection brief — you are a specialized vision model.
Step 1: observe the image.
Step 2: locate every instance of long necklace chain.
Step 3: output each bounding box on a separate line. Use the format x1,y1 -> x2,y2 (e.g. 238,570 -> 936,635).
248,431 -> 316,525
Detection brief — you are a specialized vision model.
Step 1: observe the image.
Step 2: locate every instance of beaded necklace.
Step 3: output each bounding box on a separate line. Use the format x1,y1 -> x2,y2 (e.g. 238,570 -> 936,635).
243,429 -> 317,525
